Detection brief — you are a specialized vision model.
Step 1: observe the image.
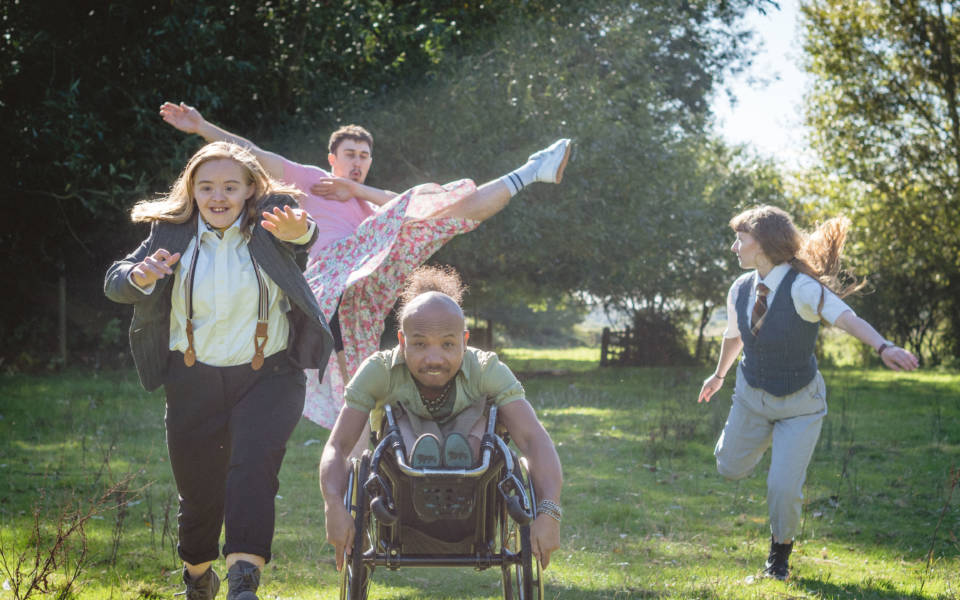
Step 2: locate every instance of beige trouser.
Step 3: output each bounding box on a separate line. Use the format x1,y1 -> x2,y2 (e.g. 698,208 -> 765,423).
395,399 -> 489,462
714,365 -> 827,542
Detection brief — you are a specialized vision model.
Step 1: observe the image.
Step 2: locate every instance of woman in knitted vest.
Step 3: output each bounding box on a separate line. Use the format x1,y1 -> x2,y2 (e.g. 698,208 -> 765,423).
697,205 -> 917,581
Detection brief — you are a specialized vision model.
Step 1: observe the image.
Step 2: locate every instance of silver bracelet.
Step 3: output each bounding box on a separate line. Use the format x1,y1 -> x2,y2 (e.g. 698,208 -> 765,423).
537,499 -> 563,523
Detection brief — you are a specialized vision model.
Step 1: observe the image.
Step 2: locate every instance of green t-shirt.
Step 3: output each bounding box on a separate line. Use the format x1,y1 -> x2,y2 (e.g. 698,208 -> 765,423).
344,346 -> 525,430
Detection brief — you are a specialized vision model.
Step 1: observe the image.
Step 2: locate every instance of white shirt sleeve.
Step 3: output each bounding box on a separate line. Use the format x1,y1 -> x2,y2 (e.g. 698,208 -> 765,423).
288,219 -> 316,246
722,277 -> 744,338
127,271 -> 156,295
791,273 -> 855,324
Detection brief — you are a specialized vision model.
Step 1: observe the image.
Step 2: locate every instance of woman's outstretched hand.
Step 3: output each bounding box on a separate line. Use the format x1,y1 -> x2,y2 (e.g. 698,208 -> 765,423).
131,249 -> 181,289
698,374 -> 724,403
261,205 -> 309,241
881,345 -> 920,371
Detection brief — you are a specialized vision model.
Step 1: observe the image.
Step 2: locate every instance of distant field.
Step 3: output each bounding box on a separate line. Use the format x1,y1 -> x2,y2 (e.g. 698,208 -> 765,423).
499,346 -> 601,374
1,351 -> 958,599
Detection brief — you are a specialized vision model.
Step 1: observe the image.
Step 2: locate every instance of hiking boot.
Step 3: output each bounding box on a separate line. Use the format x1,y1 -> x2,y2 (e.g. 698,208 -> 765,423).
762,536 -> 793,581
443,432 -> 473,468
410,433 -> 442,468
178,566 -> 219,600
226,560 -> 260,600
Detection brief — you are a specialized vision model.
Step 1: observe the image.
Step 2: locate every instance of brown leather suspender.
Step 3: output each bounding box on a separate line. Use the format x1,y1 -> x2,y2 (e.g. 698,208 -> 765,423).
183,233 -> 269,370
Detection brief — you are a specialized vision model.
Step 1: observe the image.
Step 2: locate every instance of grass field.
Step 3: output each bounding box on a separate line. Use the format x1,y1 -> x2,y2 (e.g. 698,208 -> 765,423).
1,348 -> 959,599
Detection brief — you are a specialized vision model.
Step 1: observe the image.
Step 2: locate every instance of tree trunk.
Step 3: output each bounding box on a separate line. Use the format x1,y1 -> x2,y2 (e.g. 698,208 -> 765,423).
695,299 -> 712,362
59,266 -> 67,368
601,327 -> 610,367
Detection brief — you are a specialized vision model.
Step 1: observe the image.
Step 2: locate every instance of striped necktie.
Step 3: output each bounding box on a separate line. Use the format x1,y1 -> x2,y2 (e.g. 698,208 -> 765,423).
750,283 -> 770,335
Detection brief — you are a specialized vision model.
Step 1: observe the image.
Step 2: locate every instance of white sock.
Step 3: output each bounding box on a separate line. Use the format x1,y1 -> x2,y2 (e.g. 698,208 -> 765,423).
499,158 -> 539,197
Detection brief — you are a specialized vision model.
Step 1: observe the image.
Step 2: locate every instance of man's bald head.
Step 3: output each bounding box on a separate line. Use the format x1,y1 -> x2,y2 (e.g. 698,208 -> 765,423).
398,292 -> 469,392
399,292 -> 465,332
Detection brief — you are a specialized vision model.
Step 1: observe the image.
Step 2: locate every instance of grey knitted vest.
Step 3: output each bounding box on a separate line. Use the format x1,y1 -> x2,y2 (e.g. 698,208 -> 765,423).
736,268 -> 818,396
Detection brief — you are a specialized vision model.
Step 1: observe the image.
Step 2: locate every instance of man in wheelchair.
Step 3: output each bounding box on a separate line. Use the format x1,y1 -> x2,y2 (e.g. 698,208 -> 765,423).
319,266 -> 563,573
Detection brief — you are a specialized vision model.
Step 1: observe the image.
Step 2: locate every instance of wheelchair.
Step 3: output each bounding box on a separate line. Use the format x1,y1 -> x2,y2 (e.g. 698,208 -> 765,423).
340,404 -> 543,599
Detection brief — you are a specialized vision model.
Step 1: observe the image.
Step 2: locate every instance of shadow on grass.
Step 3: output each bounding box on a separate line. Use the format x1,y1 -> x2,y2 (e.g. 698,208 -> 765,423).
793,576 -> 927,600
365,576 -> 670,600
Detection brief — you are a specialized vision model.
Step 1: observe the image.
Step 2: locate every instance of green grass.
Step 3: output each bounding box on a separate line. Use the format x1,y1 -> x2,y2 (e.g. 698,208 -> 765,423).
1,351 -> 959,599
498,347 -> 600,374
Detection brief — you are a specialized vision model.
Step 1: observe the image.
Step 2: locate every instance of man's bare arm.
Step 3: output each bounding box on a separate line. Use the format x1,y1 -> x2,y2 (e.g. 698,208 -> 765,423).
160,101 -> 287,179
319,406 -> 369,571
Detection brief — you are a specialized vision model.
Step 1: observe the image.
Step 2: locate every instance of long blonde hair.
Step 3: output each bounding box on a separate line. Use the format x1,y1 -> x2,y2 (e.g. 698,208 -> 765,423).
130,142 -> 301,233
730,205 -> 866,300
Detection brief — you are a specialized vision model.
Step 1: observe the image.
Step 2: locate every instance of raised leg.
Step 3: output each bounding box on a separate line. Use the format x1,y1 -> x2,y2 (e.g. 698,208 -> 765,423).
438,138 -> 572,222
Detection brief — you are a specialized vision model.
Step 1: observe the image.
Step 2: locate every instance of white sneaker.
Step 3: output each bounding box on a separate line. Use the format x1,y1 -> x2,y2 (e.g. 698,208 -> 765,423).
530,138 -> 572,184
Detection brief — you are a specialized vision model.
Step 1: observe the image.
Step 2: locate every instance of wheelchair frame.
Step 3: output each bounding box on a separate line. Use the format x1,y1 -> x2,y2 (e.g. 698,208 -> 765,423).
340,404 -> 543,600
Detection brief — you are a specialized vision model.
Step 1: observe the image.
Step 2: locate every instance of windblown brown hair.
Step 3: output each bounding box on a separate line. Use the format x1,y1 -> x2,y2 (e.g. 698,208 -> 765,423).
328,124 -> 373,155
730,205 -> 866,304
397,265 -> 468,321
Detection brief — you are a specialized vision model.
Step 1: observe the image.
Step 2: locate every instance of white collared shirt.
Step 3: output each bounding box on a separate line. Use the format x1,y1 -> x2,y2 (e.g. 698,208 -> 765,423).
132,216 -> 314,366
723,263 -> 854,339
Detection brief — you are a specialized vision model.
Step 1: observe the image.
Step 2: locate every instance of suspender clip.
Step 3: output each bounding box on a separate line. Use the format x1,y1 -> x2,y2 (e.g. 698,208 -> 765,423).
252,321 -> 269,370
184,319 -> 197,367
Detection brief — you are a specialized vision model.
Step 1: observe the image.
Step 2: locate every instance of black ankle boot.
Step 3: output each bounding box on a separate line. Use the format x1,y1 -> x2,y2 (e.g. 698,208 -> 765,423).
226,560 -> 261,600
181,566 -> 220,600
762,536 -> 793,580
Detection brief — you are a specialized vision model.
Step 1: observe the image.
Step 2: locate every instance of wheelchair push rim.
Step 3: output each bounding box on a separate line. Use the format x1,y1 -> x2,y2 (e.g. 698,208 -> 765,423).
500,458 -> 543,600
340,453 -> 374,600
500,520 -> 543,600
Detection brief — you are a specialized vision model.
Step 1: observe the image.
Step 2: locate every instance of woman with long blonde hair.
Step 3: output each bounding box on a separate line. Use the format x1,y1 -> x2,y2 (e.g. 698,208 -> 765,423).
106,142 -> 333,600
697,205 -> 917,581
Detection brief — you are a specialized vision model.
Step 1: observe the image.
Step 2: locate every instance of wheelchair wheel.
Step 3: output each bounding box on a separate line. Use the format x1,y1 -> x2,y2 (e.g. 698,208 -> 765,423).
501,519 -> 542,600
340,453 -> 373,600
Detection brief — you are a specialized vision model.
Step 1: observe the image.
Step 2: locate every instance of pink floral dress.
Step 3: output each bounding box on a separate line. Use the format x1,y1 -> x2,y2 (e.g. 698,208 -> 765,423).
301,179 -> 479,428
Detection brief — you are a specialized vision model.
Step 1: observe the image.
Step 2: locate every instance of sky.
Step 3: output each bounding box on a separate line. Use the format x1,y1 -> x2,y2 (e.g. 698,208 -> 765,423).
711,0 -> 813,168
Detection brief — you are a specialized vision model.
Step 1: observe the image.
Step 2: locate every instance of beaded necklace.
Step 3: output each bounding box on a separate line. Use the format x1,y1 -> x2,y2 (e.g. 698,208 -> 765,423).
418,380 -> 453,416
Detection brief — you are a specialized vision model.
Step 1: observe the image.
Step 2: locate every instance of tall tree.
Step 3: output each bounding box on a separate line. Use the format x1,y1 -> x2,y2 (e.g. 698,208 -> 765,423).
346,0 -> 777,363
802,0 -> 960,363
0,0 -> 541,367
1,0 -> 774,366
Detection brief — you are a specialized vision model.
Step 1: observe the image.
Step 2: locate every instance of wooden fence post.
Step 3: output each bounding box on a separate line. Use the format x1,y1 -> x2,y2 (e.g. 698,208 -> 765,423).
600,327 -> 610,367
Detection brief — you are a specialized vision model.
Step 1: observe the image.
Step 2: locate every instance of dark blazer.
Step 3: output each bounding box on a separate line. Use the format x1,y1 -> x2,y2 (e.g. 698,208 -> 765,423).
104,194 -> 333,391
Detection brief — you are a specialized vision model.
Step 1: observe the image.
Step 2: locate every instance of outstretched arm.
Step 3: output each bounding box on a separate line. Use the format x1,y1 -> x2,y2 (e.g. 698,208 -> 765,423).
310,176 -> 396,207
104,230 -> 182,304
159,101 -> 287,179
698,335 -> 743,403
499,399 -> 563,569
260,204 -> 312,242
834,310 -> 919,371
319,406 -> 368,571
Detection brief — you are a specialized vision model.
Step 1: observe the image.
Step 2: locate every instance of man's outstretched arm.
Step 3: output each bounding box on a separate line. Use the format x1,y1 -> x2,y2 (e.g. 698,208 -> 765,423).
309,177 -> 397,207
499,399 -> 563,569
160,101 -> 287,179
319,406 -> 369,571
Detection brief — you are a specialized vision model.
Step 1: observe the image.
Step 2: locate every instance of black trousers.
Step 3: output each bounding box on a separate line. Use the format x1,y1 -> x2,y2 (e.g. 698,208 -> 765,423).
163,350 -> 305,565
